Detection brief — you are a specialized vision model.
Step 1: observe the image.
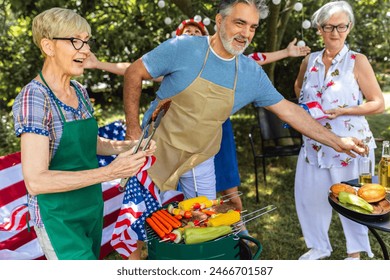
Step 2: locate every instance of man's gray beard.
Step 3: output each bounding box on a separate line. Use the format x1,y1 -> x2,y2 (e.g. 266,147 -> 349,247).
219,22 -> 250,56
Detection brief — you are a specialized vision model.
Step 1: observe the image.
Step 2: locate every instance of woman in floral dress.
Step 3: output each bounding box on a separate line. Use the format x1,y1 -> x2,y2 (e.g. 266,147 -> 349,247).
294,1 -> 384,260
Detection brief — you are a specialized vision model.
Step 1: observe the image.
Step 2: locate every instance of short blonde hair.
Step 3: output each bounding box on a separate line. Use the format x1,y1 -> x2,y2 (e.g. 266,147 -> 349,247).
32,7 -> 91,54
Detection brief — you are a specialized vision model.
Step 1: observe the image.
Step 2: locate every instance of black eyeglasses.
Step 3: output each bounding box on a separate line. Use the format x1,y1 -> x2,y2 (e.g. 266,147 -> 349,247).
321,23 -> 350,33
52,37 -> 95,50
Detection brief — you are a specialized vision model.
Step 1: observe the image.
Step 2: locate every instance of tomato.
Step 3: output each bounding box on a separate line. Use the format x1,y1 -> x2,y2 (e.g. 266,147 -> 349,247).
192,202 -> 201,210
168,232 -> 177,241
184,211 -> 192,219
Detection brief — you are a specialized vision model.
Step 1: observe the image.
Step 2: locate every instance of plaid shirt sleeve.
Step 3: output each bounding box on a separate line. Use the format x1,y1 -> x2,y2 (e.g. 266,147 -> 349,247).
12,82 -> 52,138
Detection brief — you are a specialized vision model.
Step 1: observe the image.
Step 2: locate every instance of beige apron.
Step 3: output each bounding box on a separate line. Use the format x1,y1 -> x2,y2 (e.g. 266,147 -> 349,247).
148,48 -> 238,191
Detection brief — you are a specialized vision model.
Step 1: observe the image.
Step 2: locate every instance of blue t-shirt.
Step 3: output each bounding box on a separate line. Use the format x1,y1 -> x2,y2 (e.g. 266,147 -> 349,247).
141,35 -> 283,126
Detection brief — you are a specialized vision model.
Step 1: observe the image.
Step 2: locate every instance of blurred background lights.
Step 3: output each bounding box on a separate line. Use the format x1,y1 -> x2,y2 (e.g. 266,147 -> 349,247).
294,2 -> 303,12
302,19 -> 311,29
272,0 -> 281,5
164,17 -> 172,25
194,15 -> 202,22
157,0 -> 165,8
260,10 -> 269,19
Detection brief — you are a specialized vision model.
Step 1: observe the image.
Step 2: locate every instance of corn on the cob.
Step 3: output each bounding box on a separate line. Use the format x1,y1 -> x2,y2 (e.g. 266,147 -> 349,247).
201,199 -> 214,209
178,196 -> 208,211
207,210 -> 240,227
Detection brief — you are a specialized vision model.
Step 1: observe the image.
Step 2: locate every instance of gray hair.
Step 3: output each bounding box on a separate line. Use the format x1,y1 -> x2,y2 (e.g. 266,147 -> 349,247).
218,0 -> 269,19
312,1 -> 355,29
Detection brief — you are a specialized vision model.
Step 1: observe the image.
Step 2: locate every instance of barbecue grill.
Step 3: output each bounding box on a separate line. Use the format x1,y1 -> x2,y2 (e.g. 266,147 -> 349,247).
145,203 -> 276,260
146,223 -> 262,260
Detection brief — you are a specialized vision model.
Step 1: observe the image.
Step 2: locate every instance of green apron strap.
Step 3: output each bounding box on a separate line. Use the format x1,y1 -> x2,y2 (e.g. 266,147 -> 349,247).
39,71 -> 66,123
70,81 -> 94,116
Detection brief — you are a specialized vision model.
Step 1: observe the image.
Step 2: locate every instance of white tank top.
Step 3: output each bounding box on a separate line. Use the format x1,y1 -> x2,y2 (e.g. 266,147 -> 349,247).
299,45 -> 375,169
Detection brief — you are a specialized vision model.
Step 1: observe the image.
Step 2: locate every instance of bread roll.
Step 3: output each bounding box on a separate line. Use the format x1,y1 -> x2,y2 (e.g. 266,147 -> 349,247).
330,183 -> 356,197
357,184 -> 386,203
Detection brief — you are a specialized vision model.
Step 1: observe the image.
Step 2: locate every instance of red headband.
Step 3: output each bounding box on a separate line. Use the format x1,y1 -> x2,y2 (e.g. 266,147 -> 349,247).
175,18 -> 209,36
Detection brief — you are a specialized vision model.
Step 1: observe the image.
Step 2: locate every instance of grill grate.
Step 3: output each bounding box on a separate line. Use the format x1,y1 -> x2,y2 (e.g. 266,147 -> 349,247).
145,201 -> 181,243
145,201 -> 236,245
145,203 -> 277,245
145,221 -> 164,242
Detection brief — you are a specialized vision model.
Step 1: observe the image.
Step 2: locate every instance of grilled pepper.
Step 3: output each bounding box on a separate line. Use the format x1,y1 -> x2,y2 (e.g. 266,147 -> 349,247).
339,202 -> 373,214
184,225 -> 232,244
338,191 -> 374,213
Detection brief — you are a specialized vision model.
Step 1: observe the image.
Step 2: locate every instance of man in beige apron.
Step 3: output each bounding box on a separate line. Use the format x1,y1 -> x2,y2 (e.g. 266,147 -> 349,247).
123,0 -> 365,198
147,48 -> 237,193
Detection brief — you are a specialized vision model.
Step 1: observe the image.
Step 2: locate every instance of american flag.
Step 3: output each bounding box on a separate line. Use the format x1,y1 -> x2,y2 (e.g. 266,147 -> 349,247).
109,128 -> 184,259
0,152 -> 45,260
0,120 -> 183,260
110,156 -> 161,258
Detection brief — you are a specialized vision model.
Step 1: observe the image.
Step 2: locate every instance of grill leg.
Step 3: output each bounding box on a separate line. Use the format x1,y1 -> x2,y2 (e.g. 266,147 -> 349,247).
254,158 -> 259,203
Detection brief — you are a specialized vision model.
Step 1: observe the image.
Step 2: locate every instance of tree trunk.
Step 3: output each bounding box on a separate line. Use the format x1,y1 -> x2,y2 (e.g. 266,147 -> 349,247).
263,0 -> 297,82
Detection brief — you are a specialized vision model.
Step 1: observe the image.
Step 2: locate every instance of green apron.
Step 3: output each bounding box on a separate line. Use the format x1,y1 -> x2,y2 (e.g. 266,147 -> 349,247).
37,72 -> 103,260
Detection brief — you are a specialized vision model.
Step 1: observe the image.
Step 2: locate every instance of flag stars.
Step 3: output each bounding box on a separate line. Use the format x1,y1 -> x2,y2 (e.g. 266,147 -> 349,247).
98,159 -> 107,166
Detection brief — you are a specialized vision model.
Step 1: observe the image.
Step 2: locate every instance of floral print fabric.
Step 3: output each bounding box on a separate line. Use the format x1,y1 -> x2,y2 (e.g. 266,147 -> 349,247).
299,45 -> 375,169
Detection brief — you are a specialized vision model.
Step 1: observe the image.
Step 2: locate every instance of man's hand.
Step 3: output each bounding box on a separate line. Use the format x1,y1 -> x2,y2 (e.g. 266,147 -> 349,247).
84,52 -> 99,69
286,38 -> 311,58
339,137 -> 365,158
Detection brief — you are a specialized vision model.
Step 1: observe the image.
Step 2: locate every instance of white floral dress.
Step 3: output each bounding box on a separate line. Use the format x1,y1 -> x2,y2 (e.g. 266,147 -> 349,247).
299,45 -> 376,169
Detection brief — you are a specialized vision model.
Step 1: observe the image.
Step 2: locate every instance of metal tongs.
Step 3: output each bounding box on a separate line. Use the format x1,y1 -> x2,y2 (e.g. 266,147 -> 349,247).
119,99 -> 172,192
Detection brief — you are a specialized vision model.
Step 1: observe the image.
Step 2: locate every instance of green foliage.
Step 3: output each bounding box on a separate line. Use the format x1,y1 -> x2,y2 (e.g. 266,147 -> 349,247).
0,0 -> 389,155
267,0 -> 390,95
0,109 -> 20,155
1,0 -> 388,107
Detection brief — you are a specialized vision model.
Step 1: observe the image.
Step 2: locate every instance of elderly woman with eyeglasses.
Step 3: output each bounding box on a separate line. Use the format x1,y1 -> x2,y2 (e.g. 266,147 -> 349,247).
11,8 -> 155,260
294,1 -> 384,260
